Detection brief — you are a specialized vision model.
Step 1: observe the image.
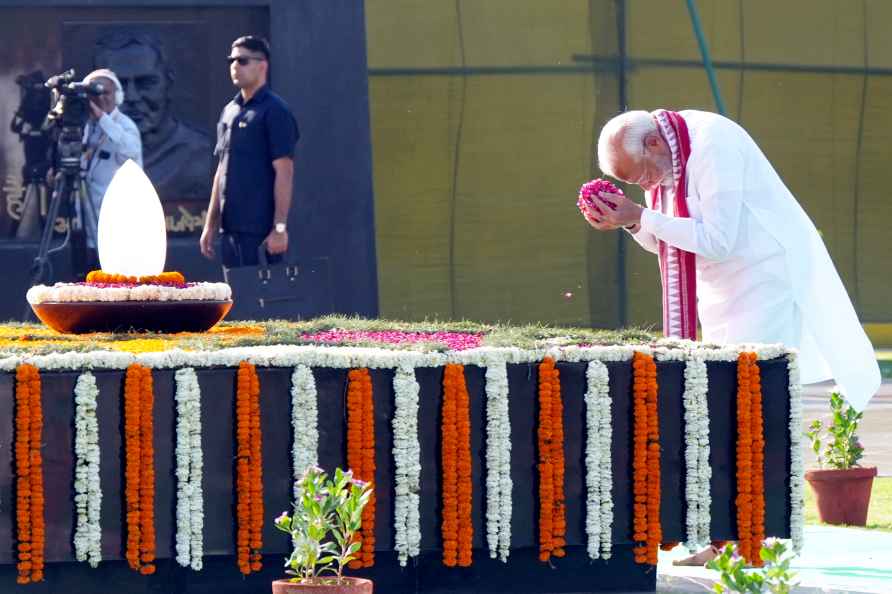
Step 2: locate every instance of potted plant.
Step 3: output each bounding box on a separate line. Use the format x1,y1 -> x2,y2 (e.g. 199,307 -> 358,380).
804,392 -> 876,526
706,539 -> 798,593
272,466 -> 374,593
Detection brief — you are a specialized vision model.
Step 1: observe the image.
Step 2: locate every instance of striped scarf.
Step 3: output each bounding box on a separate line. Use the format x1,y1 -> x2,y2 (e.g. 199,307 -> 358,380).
650,109 -> 697,340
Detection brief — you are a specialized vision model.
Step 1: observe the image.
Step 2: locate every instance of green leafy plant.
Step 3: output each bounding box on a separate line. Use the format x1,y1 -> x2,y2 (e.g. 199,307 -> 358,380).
805,392 -> 864,470
706,539 -> 798,593
274,466 -> 373,584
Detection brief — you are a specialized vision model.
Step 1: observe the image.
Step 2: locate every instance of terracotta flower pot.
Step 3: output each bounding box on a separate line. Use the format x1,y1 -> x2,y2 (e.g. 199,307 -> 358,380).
805,466 -> 877,526
272,577 -> 373,594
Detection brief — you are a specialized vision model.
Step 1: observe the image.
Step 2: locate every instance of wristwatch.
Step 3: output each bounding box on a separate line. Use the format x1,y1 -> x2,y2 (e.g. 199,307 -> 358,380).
274,222 -> 287,234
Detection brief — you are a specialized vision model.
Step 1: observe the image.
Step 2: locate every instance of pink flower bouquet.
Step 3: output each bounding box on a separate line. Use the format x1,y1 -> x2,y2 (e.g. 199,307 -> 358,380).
577,178 -> 621,224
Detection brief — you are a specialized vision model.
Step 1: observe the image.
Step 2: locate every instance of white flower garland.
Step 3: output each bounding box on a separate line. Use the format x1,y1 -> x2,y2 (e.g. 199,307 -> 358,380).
1,339 -> 804,564
681,355 -> 711,549
174,367 -> 204,570
484,357 -> 512,562
291,364 -> 319,499
0,340 -> 796,374
392,365 -> 421,566
584,360 -> 613,560
26,281 -> 231,304
787,352 -> 804,553
73,372 -> 102,567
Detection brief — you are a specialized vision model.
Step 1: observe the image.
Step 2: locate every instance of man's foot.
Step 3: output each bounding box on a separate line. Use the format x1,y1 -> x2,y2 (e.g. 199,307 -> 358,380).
672,545 -> 719,566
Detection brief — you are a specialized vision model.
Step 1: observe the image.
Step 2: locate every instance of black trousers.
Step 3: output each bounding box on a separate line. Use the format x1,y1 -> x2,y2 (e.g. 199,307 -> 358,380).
220,231 -> 283,268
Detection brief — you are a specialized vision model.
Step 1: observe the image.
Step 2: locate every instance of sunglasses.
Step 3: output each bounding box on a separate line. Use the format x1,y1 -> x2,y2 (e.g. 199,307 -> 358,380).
226,56 -> 266,66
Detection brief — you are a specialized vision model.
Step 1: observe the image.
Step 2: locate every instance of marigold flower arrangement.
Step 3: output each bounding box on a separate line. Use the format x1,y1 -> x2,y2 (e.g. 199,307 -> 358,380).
85,270 -> 186,286
441,364 -> 473,567
15,364 -> 44,584
124,363 -> 156,575
538,357 -> 566,562
632,352 -> 660,565
26,271 -> 230,304
236,361 -> 264,575
735,352 -> 765,566
346,368 -> 376,568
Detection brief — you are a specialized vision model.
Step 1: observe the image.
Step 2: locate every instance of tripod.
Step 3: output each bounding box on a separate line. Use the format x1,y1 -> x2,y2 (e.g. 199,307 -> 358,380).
22,154 -> 96,321
14,164 -> 50,241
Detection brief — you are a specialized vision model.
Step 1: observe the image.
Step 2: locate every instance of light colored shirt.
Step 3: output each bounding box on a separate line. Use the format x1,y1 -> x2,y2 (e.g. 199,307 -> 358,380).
82,108 -> 142,247
626,110 -> 879,409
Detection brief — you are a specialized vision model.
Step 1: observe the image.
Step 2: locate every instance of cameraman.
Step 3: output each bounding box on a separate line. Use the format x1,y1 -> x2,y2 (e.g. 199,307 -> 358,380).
80,68 -> 142,264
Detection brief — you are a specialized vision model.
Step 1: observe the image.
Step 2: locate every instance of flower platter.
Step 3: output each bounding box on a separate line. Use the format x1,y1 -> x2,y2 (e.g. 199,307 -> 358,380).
30,299 -> 233,334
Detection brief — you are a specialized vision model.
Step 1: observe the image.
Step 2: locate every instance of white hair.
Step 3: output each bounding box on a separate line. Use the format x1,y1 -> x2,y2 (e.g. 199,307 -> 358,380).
596,110 -> 657,178
84,68 -> 125,106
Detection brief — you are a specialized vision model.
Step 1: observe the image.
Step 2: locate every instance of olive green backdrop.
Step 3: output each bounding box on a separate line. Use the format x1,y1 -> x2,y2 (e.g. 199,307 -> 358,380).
366,0 -> 891,329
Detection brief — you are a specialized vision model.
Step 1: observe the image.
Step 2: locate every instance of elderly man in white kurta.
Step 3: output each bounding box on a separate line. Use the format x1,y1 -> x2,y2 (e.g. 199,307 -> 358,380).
588,109 -> 880,566
588,109 -> 879,413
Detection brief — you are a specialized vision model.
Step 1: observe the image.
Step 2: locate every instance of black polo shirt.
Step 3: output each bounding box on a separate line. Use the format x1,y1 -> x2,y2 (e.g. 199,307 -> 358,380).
215,85 -> 298,234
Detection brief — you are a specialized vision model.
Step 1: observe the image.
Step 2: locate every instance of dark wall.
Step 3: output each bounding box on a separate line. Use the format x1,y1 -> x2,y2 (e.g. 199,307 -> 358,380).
0,0 -> 378,320
269,1 -> 378,317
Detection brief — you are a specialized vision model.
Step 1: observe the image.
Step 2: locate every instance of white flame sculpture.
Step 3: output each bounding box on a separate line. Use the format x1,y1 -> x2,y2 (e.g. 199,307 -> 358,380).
97,160 -> 167,277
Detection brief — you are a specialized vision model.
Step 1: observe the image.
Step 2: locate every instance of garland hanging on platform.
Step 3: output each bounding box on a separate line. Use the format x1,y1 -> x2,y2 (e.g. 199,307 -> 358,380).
124,363 -> 156,575
538,357 -> 566,562
236,361 -> 263,575
632,352 -> 660,565
15,363 -> 44,584
347,368 -> 376,568
73,372 -> 102,567
174,367 -> 204,571
787,353 -> 805,553
484,357 -> 512,562
0,337 -> 805,575
441,363 -> 473,567
682,356 -> 710,550
291,364 -> 319,500
735,352 -> 765,566
392,365 -> 421,566
584,359 -> 613,560
750,356 -> 765,564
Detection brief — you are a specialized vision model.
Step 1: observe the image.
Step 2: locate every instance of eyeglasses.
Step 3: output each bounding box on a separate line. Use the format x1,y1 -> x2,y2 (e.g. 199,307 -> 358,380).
226,56 -> 266,66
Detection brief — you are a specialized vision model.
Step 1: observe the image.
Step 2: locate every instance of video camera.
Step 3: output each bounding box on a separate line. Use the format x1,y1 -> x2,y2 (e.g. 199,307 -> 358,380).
42,69 -> 105,173
43,69 -> 105,129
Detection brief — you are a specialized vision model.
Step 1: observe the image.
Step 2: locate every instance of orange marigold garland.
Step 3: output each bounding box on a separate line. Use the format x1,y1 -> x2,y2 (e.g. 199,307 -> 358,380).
236,361 -> 264,575
750,357 -> 765,565
15,363 -> 44,584
346,369 -> 364,566
735,353 -> 765,566
86,270 -> 186,286
440,364 -> 473,567
249,366 -> 264,572
441,366 -> 458,566
537,359 -> 553,562
124,365 -> 142,571
645,354 -> 661,565
550,360 -> 566,558
454,365 -> 473,566
538,357 -> 566,562
15,365 -> 32,584
735,354 -> 753,564
632,352 -> 660,565
138,366 -> 156,575
235,363 -> 250,574
123,364 -> 156,575
347,368 -> 376,569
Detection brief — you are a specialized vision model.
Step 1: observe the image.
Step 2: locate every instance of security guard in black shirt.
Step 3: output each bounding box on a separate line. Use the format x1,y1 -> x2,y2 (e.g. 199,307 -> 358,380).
200,35 -> 299,268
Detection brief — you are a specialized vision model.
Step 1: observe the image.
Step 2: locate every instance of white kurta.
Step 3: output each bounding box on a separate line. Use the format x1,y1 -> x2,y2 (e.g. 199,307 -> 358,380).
81,109 -> 143,248
629,110 -> 880,410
